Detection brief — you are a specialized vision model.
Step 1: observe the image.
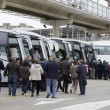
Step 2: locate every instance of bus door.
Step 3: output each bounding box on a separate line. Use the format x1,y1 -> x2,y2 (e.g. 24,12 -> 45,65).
73,42 -> 83,61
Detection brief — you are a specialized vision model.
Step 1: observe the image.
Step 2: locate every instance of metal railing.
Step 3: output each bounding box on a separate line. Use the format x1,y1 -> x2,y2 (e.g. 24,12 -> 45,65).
55,0 -> 110,20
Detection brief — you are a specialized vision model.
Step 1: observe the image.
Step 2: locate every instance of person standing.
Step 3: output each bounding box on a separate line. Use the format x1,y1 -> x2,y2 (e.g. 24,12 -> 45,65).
69,60 -> 78,94
103,61 -> 109,80
4,57 -> 20,96
61,56 -> 72,93
97,60 -> 103,79
0,60 -> 5,92
29,59 -> 44,97
10,46 -> 18,59
20,60 -> 30,95
46,57 -> 60,98
76,59 -> 87,95
40,59 -> 48,91
89,59 -> 96,79
33,48 -> 41,60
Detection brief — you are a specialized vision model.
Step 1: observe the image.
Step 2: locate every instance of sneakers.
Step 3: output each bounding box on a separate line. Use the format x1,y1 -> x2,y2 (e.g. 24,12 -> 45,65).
51,96 -> 56,98
65,92 -> 69,94
78,93 -> 85,95
8,92 -> 11,96
24,93 -> 27,96
12,94 -> 16,96
46,93 -> 50,98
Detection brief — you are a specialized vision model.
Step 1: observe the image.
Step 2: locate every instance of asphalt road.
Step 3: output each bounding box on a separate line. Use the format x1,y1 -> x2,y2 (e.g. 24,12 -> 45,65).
0,80 -> 110,110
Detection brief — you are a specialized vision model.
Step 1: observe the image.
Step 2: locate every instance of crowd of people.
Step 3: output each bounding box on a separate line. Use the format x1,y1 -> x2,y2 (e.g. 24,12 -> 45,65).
88,59 -> 110,80
1,52 -> 110,98
0,55 -> 88,98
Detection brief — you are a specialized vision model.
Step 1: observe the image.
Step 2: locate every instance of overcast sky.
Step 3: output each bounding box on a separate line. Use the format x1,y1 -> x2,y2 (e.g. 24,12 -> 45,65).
0,0 -> 108,29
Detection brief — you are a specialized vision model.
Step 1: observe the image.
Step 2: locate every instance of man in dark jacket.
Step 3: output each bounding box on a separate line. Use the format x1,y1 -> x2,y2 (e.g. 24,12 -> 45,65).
4,57 -> 20,96
89,59 -> 96,79
61,56 -> 72,93
0,60 -> 5,92
76,59 -> 87,95
46,57 -> 60,98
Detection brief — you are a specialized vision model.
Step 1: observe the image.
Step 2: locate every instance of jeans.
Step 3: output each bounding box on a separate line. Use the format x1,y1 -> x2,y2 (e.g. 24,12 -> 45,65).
8,75 -> 18,95
79,80 -> 86,94
46,78 -> 58,97
22,79 -> 29,94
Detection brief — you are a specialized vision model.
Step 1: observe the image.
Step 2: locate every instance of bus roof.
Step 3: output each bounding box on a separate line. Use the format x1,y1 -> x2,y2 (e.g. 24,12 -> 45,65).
64,38 -> 91,45
91,41 -> 110,46
13,30 -> 45,39
0,28 -> 19,35
49,37 -> 68,41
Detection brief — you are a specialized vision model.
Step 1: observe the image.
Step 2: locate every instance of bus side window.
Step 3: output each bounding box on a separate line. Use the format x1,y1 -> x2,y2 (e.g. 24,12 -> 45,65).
0,45 -> 8,61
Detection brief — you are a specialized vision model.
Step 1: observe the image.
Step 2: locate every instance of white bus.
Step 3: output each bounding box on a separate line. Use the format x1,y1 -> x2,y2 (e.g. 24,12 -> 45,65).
65,39 -> 96,63
91,40 -> 110,63
0,29 -> 33,83
14,30 -> 55,60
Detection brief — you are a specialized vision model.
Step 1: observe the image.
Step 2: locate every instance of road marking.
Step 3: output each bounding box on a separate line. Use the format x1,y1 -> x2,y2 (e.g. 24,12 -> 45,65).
34,98 -> 75,106
54,100 -> 110,110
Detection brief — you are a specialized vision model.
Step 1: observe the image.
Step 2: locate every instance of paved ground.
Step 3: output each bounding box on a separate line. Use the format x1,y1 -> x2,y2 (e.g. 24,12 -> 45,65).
0,80 -> 110,110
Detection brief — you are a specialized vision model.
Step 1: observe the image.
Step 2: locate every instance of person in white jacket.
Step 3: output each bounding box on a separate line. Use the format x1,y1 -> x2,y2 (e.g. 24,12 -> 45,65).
29,59 -> 44,97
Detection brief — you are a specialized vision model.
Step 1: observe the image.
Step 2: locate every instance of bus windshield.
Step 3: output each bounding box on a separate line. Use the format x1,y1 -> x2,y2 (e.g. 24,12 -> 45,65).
31,39 -> 43,58
22,39 -> 30,57
57,43 -> 66,60
94,46 -> 110,55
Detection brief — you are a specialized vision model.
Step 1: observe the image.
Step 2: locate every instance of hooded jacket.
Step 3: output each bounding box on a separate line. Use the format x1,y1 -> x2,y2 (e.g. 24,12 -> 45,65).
30,64 -> 44,80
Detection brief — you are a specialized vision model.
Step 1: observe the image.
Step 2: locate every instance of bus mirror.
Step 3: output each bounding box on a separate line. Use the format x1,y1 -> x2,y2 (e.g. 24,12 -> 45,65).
51,40 -> 59,52
46,40 -> 53,50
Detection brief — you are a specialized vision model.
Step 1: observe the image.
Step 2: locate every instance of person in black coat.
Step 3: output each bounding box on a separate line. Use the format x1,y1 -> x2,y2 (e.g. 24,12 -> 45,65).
76,59 -> 87,95
61,56 -> 72,93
